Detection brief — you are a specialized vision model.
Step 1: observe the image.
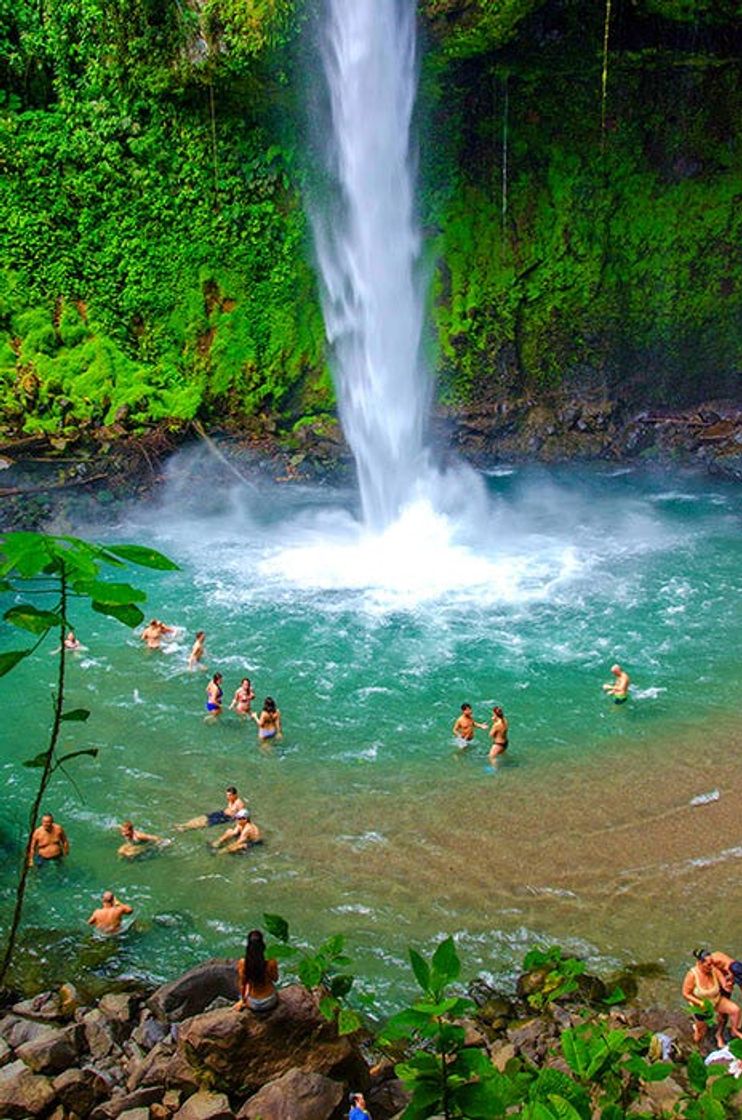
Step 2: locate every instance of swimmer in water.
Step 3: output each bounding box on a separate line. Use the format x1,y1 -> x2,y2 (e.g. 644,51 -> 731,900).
87,891 -> 133,934
488,706 -> 509,758
118,820 -> 162,859
256,697 -> 282,742
205,672 -> 223,721
53,630 -> 87,654
212,809 -> 262,853
452,703 -> 487,744
28,813 -> 69,866
141,619 -> 174,651
603,663 -> 631,703
229,677 -> 255,718
188,630 -> 206,670
176,786 -> 246,831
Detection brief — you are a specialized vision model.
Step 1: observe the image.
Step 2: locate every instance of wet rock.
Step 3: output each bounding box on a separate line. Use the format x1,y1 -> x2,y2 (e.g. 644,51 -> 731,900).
175,1089 -> 234,1120
0,1058 -> 57,1117
476,996 -> 515,1032
15,1023 -> 81,1074
574,974 -> 607,1004
53,1066 -> 112,1115
178,986 -> 368,1094
149,961 -> 240,1023
236,1069 -> 343,1120
100,992 -> 142,1025
0,1015 -> 57,1049
516,967 -> 552,1002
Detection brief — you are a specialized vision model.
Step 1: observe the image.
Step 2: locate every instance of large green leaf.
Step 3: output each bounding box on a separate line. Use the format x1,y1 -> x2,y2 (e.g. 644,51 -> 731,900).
56,748 -> 99,766
4,604 -> 62,634
60,708 -> 91,722
687,1050 -> 708,1092
298,956 -> 323,988
23,750 -> 51,768
79,580 -> 146,604
409,948 -> 431,993
0,649 -> 30,677
337,1007 -> 362,1035
107,544 -> 180,570
430,936 -> 461,988
329,974 -> 354,998
92,601 -> 145,627
263,913 -> 289,942
0,532 -> 51,578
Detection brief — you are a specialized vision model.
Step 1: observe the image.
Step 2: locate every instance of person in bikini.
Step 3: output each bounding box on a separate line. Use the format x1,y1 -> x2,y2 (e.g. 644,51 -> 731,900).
236,929 -> 279,1013
603,663 -> 630,703
176,786 -> 246,831
682,949 -> 742,1047
488,706 -> 509,758
256,697 -> 282,741
452,703 -> 487,744
229,677 -> 255,718
205,673 -> 224,720
28,813 -> 69,866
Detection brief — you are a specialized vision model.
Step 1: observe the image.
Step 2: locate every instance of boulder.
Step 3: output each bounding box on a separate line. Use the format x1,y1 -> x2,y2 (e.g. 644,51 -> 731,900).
132,1011 -> 169,1052
90,1084 -> 166,1120
12,991 -> 64,1022
53,1066 -> 112,1115
0,1058 -> 57,1118
178,986 -> 368,1094
475,996 -> 515,1033
367,1077 -> 410,1120
117,1109 -> 150,1120
174,1089 -> 234,1120
0,1036 -> 11,1067
0,1015 -> 58,1050
149,961 -> 240,1024
237,1069 -> 343,1120
507,1017 -> 557,1064
490,1041 -> 516,1072
99,993 -> 142,1025
127,1039 -> 200,1094
83,1008 -> 122,1060
59,982 -> 83,1019
16,1023 -> 81,1074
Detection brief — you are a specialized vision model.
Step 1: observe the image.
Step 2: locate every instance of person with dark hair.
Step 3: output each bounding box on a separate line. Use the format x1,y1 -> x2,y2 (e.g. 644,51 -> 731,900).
236,930 -> 278,1012
176,786 -> 245,831
205,673 -> 224,720
488,706 -> 509,758
230,677 -> 256,718
348,1092 -> 371,1120
682,949 -> 742,1047
256,697 -> 282,741
452,703 -> 486,744
188,630 -> 207,671
28,813 -> 69,866
706,950 -> 742,995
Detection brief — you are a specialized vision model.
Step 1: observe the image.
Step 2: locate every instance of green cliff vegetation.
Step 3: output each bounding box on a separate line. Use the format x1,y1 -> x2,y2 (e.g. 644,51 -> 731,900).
0,0 -> 739,445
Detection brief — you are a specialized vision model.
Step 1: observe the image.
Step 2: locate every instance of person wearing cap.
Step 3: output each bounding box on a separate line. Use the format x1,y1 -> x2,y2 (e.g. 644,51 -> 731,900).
212,809 -> 262,853
348,1092 -> 371,1120
87,891 -> 133,934
682,949 -> 742,1046
602,663 -> 630,703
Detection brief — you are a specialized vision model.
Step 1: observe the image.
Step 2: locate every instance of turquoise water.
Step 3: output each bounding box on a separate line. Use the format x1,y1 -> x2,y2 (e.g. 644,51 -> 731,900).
1,457 -> 741,1008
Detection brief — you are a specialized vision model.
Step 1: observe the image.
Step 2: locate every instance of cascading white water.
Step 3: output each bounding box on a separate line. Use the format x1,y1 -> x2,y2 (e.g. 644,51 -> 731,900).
310,0 -> 429,530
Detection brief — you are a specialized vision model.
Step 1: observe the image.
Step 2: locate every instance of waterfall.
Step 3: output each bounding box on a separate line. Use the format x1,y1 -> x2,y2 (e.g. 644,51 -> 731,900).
309,0 -> 430,531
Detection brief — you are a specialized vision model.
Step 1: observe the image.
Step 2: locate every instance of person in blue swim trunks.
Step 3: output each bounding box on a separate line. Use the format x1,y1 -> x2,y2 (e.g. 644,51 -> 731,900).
256,697 -> 282,742
205,672 -> 223,721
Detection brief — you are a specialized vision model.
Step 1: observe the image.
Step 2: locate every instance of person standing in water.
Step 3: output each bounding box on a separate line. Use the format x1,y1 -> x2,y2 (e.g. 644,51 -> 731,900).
603,663 -> 630,703
452,703 -> 487,744
256,697 -> 282,741
28,813 -> 69,866
87,891 -> 133,934
205,672 -> 223,720
188,631 -> 207,670
230,677 -> 255,718
488,706 -> 509,758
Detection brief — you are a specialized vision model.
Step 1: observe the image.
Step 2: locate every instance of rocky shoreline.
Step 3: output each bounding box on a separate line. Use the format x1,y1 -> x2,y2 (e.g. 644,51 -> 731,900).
0,955 -> 725,1120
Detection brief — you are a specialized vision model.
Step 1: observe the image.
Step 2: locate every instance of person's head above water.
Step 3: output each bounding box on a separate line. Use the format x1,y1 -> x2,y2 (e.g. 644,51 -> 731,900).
263,697 -> 277,713
461,702 -> 472,713
195,630 -> 205,640
121,821 -> 134,836
241,677 -> 251,687
226,786 -> 238,799
492,706 -> 504,717
611,664 -> 621,674
102,891 -> 115,906
41,813 -> 54,829
213,672 -> 223,683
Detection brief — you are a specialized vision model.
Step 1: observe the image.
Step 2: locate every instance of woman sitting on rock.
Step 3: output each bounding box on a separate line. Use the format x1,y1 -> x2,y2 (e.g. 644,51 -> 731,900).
237,929 -> 279,1013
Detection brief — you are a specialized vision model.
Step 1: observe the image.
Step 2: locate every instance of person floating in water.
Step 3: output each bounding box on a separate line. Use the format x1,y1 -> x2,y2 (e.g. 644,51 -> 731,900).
176,786 -> 246,831
230,677 -> 256,718
118,820 -> 163,859
28,813 -> 69,866
212,809 -> 262,854
141,619 -> 175,650
236,929 -> 279,1013
452,703 -> 487,744
488,705 -> 509,758
603,663 -> 630,703
205,672 -> 224,720
682,949 -> 742,1048
87,891 -> 133,934
188,630 -> 207,670
348,1092 -> 372,1120
256,697 -> 282,741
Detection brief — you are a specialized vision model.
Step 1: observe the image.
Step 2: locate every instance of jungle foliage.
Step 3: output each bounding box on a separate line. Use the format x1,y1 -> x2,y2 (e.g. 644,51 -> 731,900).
0,0 -> 739,444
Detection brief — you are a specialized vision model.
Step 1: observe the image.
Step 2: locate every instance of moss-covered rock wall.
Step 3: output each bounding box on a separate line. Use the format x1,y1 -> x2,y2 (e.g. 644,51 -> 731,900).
0,0 -> 739,446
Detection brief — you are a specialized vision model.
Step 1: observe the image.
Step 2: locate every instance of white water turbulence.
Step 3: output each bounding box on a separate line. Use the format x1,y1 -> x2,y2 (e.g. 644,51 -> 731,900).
310,0 -> 434,530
